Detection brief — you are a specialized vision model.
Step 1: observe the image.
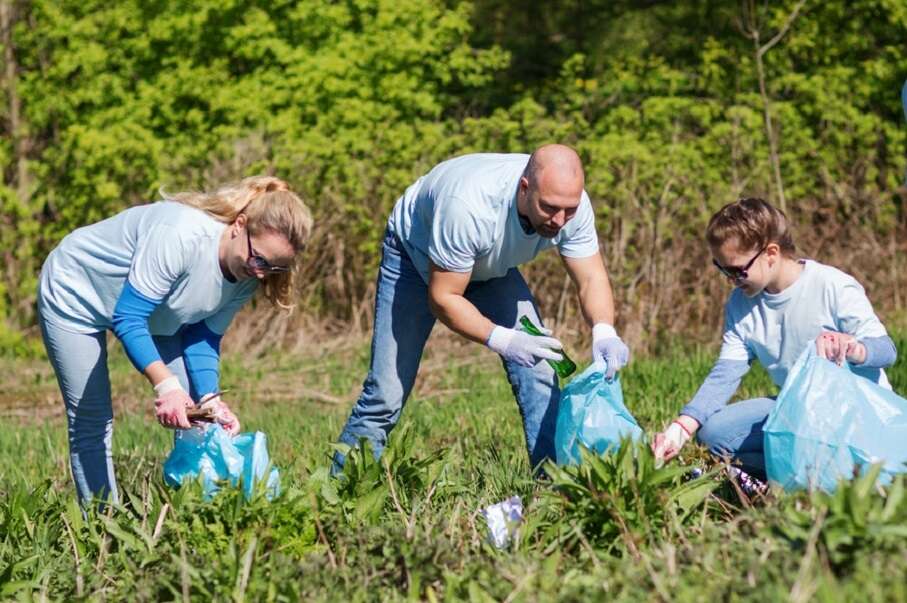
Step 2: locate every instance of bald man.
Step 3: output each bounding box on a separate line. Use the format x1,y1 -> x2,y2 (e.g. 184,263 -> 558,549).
333,145 -> 629,472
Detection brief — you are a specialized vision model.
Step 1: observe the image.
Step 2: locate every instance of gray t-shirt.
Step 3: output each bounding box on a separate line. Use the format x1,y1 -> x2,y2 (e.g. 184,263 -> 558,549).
39,201 -> 257,336
388,153 -> 600,283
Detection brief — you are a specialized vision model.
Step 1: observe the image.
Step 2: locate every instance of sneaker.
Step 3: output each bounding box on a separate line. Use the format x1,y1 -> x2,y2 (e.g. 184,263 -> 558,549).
727,466 -> 768,497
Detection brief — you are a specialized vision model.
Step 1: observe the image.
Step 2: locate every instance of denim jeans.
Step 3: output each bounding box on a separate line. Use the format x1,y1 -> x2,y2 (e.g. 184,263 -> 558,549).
335,229 -> 560,472
696,397 -> 777,480
39,299 -> 192,506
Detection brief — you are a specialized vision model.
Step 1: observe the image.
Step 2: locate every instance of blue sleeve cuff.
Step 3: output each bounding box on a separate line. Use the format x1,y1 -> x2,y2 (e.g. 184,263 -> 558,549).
680,358 -> 750,427
182,320 -> 222,398
112,281 -> 162,372
859,335 -> 897,369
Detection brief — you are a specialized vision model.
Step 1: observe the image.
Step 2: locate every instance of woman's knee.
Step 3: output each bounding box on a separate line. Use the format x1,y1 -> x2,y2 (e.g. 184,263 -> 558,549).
68,415 -> 113,451
696,407 -> 750,456
696,398 -> 774,458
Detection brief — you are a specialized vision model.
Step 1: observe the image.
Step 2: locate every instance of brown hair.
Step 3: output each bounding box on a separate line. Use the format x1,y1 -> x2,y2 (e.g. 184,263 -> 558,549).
162,176 -> 313,309
706,197 -> 796,256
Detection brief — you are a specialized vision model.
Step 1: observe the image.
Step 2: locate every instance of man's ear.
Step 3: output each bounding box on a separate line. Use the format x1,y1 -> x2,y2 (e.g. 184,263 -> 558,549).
765,242 -> 782,264
517,177 -> 531,213
519,176 -> 530,196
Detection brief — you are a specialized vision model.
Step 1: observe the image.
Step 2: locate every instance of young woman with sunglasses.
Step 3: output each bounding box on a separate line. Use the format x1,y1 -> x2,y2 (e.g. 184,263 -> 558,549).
651,197 -> 897,487
37,176 -> 312,506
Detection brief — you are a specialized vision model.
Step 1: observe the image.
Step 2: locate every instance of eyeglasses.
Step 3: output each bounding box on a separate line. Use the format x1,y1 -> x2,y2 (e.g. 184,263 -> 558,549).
246,228 -> 290,274
712,245 -> 767,281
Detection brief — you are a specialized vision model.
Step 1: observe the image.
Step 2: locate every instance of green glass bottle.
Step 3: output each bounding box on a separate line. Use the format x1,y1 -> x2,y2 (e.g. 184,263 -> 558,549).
518,315 -> 577,379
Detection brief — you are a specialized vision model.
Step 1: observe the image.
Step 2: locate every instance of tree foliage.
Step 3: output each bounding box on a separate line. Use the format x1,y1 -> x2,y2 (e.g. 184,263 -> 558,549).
0,0 -> 905,349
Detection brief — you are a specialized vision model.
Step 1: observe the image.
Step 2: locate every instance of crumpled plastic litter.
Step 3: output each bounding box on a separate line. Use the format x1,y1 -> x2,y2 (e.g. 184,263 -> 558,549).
480,496 -> 523,549
764,344 -> 907,492
555,361 -> 643,465
163,423 -> 280,500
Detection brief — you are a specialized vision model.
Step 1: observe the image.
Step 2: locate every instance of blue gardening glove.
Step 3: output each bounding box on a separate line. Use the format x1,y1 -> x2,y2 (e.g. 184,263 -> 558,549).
591,323 -> 630,379
487,325 -> 564,368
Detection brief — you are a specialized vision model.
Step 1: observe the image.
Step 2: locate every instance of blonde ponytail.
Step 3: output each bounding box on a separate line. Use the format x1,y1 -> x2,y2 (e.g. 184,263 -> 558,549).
162,176 -> 313,308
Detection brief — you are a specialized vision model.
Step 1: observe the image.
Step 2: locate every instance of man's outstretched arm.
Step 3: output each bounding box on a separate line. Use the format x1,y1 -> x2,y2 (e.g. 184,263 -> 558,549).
427,261 -> 564,367
560,253 -> 615,327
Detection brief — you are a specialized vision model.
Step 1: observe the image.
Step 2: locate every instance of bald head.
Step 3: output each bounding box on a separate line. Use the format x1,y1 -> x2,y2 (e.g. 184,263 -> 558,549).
518,144 -> 586,238
523,144 -> 585,198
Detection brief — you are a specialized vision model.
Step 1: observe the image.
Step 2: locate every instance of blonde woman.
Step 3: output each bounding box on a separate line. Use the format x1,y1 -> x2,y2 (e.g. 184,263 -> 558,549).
37,176 -> 312,505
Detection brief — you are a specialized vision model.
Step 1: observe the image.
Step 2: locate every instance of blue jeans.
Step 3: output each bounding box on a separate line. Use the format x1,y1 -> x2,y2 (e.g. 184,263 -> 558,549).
696,397 -> 776,480
335,230 -> 560,472
38,302 -> 192,506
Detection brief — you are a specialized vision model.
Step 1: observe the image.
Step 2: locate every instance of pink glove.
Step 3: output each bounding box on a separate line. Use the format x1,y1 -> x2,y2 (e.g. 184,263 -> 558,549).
199,394 -> 241,436
815,331 -> 866,366
651,417 -> 698,464
153,377 -> 193,429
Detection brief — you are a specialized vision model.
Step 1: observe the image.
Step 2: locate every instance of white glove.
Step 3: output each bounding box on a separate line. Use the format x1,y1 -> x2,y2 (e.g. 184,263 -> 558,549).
486,325 -> 564,368
591,323 -> 630,379
199,393 -> 241,436
651,420 -> 694,464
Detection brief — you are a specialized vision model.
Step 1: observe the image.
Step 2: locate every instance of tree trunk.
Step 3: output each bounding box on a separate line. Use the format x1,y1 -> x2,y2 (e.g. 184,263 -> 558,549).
742,0 -> 807,213
0,0 -> 27,200
753,33 -> 787,213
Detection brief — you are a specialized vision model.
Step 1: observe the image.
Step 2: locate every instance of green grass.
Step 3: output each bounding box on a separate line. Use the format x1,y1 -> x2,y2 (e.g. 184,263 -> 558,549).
1,333 -> 907,601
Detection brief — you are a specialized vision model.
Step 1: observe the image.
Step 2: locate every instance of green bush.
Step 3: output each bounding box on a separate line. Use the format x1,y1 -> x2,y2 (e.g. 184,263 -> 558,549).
1,0 -> 905,353
531,441 -> 720,555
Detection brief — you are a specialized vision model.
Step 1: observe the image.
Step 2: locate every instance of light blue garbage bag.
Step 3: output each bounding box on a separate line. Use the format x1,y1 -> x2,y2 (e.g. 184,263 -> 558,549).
555,362 -> 643,465
163,424 -> 280,500
764,345 -> 907,492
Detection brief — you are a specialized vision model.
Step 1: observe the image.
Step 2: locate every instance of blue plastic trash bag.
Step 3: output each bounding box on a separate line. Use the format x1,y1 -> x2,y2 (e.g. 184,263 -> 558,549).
764,345 -> 907,492
555,362 -> 643,465
163,424 -> 280,500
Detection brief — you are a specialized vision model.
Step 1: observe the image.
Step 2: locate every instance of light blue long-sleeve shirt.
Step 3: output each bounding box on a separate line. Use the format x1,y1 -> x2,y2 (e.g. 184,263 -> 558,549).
39,201 -> 256,397
682,336 -> 897,426
39,201 -> 256,336
681,260 -> 896,426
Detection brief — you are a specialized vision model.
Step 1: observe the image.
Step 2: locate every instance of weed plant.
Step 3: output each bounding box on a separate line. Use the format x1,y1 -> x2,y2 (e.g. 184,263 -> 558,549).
1,334 -> 906,600
532,442 -> 720,555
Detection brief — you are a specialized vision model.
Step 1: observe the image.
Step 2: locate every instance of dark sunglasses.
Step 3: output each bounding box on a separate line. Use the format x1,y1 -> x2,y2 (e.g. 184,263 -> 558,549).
712,245 -> 767,281
246,228 -> 290,274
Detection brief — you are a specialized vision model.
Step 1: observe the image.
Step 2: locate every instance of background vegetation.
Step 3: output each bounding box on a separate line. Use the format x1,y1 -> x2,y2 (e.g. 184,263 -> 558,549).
0,0 -> 905,353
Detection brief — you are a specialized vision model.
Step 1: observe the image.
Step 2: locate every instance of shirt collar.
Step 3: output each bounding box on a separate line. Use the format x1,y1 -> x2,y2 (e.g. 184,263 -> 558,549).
517,211 -> 535,235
